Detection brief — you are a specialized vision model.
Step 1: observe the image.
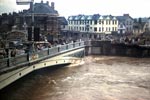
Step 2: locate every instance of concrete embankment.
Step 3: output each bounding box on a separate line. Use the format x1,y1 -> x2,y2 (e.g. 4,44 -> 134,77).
85,41 -> 150,57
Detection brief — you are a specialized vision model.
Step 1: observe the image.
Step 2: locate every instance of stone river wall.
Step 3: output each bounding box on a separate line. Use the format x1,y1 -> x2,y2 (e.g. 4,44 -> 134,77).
85,40 -> 150,57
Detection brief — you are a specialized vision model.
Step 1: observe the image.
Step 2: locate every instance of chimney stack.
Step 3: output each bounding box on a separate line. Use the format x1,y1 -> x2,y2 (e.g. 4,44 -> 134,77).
46,1 -> 49,5
123,14 -> 129,17
51,2 -> 55,10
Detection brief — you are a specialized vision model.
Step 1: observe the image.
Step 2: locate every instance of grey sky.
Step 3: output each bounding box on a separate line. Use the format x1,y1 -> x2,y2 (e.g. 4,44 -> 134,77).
0,0 -> 150,18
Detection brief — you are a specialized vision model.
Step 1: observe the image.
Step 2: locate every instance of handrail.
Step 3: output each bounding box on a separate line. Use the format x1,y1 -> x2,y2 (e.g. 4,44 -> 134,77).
0,41 -> 85,72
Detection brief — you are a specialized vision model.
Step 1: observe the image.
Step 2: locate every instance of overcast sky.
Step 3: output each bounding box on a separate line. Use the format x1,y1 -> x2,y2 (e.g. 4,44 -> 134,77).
0,0 -> 150,18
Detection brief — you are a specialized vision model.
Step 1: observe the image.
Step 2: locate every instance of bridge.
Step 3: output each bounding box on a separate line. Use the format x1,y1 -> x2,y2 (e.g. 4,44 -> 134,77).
1,40 -> 150,90
0,41 -> 85,90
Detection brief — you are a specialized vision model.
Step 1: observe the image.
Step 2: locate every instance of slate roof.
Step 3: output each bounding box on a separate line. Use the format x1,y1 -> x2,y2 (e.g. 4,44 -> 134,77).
26,2 -> 58,15
133,22 -> 146,29
92,14 -> 100,20
116,14 -> 133,23
58,17 -> 68,25
116,16 -> 126,22
68,14 -> 117,21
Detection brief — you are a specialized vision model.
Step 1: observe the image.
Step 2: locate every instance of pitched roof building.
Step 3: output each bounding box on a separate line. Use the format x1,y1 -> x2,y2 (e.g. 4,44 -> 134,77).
15,1 -> 59,41
116,14 -> 134,34
68,14 -> 118,35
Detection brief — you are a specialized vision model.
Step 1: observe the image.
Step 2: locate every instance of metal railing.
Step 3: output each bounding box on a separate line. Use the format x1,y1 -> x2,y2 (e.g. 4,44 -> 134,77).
0,41 -> 85,71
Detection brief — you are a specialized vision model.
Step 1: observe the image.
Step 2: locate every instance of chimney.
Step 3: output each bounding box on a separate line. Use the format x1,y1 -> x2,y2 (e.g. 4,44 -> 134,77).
41,0 -> 43,3
123,14 -> 129,17
46,1 -> 49,5
30,2 -> 33,11
51,2 -> 55,10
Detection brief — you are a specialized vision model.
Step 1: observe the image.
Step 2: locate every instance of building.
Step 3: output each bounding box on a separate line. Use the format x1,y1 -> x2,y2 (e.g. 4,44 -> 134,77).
58,17 -> 68,31
133,17 -> 150,36
67,14 -> 118,35
116,14 -> 134,35
15,1 -> 59,41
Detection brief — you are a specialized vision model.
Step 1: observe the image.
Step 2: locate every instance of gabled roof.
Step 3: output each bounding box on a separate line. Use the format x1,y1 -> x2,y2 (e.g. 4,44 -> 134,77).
116,16 -> 126,22
92,14 -> 100,20
68,14 -> 117,21
116,14 -> 133,22
87,15 -> 93,20
68,16 -> 76,20
102,15 -> 115,20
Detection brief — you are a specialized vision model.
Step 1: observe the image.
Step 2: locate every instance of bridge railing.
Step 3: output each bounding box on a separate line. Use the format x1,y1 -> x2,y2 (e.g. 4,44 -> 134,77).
48,46 -> 59,56
0,41 -> 85,72
0,58 -> 8,70
9,54 -> 28,66
67,43 -> 74,49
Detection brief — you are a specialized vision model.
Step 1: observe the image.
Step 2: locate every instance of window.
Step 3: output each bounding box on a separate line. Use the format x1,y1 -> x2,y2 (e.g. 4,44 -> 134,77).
87,28 -> 89,31
87,20 -> 89,24
90,20 -> 92,25
126,21 -> 128,25
94,27 -> 97,32
109,20 -> 111,25
94,20 -> 97,25
82,27 -> 84,31
106,20 -> 108,25
81,21 -> 83,24
115,27 -> 117,31
115,20 -> 117,24
130,21 -> 132,25
99,20 -> 102,24
102,20 -> 104,24
120,24 -> 123,28
112,27 -> 114,31
102,27 -> 104,32
109,27 -> 111,31
112,20 -> 114,25
99,27 -> 101,32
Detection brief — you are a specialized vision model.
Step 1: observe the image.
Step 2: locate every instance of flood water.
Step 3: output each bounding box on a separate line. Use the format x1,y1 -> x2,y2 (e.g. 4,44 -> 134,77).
0,56 -> 150,100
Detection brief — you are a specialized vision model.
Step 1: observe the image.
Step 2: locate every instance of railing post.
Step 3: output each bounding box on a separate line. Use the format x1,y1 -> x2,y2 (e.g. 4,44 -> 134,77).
66,44 -> 68,50
73,42 -> 75,48
27,52 -> 30,61
6,49 -> 10,67
79,42 -> 81,46
58,46 -> 60,52
48,48 -> 50,55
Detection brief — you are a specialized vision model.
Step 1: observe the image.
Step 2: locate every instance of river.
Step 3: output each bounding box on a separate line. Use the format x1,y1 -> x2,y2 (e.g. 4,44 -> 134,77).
0,56 -> 150,100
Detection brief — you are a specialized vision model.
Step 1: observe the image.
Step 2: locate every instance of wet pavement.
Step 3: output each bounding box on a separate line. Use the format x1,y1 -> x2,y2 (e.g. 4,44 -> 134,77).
0,56 -> 150,100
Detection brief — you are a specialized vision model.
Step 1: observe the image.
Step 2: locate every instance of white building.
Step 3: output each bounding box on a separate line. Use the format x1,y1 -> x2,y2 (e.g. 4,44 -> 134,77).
68,14 -> 118,35
116,14 -> 134,34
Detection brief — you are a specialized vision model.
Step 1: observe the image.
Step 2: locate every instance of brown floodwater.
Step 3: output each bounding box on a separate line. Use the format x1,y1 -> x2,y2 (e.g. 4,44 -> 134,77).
0,56 -> 150,100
